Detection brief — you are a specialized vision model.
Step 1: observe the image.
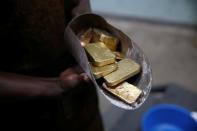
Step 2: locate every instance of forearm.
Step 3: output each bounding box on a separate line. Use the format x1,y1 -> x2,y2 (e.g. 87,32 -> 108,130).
0,72 -> 63,99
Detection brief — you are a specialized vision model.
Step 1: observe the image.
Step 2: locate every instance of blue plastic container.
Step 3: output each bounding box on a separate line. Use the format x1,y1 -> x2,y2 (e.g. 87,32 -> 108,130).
141,104 -> 197,131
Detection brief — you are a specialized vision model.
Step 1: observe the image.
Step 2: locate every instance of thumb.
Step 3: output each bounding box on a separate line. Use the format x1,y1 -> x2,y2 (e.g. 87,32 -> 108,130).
59,67 -> 91,92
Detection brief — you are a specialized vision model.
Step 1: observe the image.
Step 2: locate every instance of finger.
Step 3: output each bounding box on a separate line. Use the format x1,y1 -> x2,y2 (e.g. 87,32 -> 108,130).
64,73 -> 84,88
80,73 -> 90,83
60,68 -> 77,77
60,66 -> 83,77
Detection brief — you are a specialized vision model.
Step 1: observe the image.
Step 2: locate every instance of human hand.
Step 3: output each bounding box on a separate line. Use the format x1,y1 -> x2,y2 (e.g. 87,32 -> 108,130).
58,67 -> 90,92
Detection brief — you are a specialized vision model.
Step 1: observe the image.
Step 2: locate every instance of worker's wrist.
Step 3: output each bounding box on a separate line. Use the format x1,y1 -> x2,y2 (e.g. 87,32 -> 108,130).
41,78 -> 64,98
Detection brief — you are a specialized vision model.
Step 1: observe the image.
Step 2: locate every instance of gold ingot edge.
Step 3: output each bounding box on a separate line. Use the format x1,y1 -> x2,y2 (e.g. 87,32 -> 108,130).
103,82 -> 142,104
80,28 -> 93,46
90,63 -> 118,79
113,51 -> 125,60
104,58 -> 141,87
92,28 -> 118,51
84,42 -> 116,67
92,58 -> 116,67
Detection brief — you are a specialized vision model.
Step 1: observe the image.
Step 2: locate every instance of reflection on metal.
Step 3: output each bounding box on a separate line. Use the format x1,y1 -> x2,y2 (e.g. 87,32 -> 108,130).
103,82 -> 142,104
104,58 -> 140,87
84,42 -> 116,66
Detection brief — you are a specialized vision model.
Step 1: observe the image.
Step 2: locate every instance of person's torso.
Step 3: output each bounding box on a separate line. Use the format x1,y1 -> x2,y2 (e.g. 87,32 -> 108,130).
0,1 -> 103,130
0,0 -> 76,77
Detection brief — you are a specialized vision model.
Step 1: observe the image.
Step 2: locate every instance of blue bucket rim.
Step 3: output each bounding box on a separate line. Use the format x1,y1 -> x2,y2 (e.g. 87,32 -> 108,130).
141,104 -> 197,131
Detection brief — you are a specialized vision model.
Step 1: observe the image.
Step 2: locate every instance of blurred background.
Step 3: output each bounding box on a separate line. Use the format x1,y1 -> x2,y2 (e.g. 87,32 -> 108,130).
90,0 -> 197,130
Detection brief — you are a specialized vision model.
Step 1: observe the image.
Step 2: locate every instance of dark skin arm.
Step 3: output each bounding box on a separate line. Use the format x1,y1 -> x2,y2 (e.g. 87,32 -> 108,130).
0,0 -> 91,99
0,67 -> 89,99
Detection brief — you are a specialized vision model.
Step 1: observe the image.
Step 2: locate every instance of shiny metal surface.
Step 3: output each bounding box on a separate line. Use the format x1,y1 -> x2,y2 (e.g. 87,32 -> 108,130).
103,82 -> 142,104
104,58 -> 140,86
92,28 -> 118,51
90,63 -> 118,79
84,42 -> 116,66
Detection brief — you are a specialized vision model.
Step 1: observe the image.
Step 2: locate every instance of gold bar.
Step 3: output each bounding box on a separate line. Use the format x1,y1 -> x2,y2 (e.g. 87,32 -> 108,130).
92,28 -> 119,51
90,63 -> 118,79
80,28 -> 93,46
103,82 -> 142,104
84,42 -> 116,66
104,58 -> 140,86
113,51 -> 125,60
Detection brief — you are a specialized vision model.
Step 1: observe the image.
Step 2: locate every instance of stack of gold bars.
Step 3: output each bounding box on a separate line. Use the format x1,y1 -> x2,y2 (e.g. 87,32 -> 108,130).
79,28 -> 142,105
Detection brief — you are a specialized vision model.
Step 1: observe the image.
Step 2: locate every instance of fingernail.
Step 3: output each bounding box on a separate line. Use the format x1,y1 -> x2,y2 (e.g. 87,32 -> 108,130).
80,73 -> 90,82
